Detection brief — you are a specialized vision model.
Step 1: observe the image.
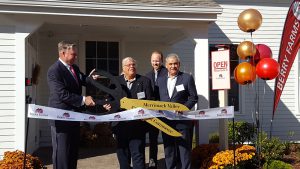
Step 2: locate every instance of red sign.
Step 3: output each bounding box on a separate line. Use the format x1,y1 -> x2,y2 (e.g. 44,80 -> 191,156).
273,0 -> 300,118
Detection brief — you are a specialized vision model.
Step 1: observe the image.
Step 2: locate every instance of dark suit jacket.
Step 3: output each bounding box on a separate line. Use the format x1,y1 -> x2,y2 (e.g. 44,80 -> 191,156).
112,74 -> 153,132
47,60 -> 87,127
145,66 -> 167,100
156,71 -> 198,129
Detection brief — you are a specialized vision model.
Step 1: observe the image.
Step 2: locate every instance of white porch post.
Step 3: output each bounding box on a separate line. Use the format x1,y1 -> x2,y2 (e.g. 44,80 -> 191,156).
15,32 -> 29,151
15,23 -> 41,151
194,38 -> 210,144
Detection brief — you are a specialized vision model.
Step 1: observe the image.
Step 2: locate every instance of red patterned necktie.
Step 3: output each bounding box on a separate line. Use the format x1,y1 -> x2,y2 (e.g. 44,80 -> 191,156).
70,65 -> 79,85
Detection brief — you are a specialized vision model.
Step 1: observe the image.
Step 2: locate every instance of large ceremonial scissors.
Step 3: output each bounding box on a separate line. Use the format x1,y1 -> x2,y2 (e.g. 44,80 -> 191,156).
86,70 -> 183,137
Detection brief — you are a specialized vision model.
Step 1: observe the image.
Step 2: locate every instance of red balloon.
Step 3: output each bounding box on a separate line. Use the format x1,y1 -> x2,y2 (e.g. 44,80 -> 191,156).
234,62 -> 256,85
256,58 -> 279,80
253,44 -> 272,63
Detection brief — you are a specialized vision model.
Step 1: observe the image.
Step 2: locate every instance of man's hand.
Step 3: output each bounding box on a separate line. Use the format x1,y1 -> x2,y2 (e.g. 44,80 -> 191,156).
85,96 -> 95,106
88,68 -> 100,80
103,104 -> 112,111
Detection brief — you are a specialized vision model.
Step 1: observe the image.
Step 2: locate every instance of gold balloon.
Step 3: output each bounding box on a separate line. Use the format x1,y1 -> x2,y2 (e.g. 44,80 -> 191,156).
238,9 -> 262,32
237,41 -> 256,60
234,62 -> 256,85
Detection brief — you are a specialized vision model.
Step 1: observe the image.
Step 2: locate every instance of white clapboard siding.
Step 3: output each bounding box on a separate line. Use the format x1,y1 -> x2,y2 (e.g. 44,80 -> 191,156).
0,28 -> 16,158
0,51 -> 14,59
0,65 -> 15,71
0,71 -> 15,77
0,78 -> 15,85
0,116 -> 14,123
0,85 -> 15,91
209,1 -> 298,140
0,91 -> 16,97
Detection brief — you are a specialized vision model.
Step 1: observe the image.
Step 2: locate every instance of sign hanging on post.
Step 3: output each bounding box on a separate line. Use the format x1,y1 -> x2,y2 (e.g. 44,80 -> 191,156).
211,49 -> 231,90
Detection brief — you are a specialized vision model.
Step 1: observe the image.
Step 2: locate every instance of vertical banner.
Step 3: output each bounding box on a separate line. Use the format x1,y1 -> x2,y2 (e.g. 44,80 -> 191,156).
273,0 -> 300,118
211,49 -> 231,90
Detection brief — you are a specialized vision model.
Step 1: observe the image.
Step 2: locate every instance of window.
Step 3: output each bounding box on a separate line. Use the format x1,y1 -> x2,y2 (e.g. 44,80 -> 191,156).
86,41 -> 119,75
85,41 -> 119,113
209,44 -> 239,111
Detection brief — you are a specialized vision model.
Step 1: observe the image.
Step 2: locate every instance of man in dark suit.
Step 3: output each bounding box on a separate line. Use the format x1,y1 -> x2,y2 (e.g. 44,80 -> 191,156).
156,53 -> 198,169
112,57 -> 153,169
47,41 -> 97,169
145,50 -> 167,169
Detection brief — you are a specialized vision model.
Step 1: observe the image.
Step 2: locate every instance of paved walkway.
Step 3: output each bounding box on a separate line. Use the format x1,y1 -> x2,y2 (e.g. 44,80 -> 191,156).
34,144 -> 166,169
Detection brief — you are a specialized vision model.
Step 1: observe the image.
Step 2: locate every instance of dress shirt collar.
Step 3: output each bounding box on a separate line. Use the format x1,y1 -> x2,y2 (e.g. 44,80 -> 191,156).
167,72 -> 178,79
124,75 -> 136,82
59,58 -> 71,69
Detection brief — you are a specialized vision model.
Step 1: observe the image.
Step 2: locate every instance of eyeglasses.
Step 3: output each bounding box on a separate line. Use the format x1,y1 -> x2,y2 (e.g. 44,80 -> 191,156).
124,64 -> 136,67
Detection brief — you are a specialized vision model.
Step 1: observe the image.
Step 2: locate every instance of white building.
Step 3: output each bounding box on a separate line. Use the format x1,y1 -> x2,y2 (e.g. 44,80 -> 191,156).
0,0 -> 297,158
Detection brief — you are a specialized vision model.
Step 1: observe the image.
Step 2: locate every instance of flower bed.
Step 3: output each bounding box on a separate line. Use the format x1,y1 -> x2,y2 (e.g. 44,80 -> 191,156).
0,150 -> 44,169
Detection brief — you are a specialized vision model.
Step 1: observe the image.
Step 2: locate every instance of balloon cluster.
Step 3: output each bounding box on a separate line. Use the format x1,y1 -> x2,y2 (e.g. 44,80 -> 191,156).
234,9 -> 279,85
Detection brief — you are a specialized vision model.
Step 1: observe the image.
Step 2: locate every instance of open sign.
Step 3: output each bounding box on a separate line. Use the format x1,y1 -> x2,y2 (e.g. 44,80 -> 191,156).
211,50 -> 231,90
214,61 -> 228,70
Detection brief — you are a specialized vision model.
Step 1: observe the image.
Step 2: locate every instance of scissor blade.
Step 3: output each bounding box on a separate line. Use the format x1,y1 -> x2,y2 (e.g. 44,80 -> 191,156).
120,97 -> 189,111
145,118 -> 182,137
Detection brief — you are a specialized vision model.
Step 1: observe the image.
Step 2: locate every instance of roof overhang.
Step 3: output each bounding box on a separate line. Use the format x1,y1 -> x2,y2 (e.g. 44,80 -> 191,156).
0,0 -> 222,21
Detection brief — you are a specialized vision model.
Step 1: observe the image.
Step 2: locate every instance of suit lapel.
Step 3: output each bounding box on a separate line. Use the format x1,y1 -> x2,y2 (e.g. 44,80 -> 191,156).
130,75 -> 141,94
171,72 -> 183,99
57,61 -> 79,86
161,75 -> 170,100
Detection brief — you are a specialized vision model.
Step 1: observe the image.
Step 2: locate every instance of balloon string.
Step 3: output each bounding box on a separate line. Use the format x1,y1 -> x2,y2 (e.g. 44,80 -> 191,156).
261,80 -> 266,135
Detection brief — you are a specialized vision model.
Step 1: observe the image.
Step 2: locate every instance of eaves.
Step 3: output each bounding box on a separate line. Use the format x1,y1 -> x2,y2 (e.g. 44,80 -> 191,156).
0,0 -> 223,21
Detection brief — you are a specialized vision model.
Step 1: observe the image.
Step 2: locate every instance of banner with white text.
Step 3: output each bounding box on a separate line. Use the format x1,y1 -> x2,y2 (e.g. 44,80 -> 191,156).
273,0 -> 300,118
27,104 -> 234,122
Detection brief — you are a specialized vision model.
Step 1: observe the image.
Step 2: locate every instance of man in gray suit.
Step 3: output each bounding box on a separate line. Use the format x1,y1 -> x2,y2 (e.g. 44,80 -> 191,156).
156,53 -> 198,169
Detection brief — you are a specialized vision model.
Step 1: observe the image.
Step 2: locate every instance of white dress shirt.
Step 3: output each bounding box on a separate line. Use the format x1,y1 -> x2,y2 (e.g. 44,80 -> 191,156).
167,73 -> 177,98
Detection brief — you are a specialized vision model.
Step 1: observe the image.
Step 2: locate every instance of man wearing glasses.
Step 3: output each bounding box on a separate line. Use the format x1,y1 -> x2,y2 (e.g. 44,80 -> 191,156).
111,57 -> 153,169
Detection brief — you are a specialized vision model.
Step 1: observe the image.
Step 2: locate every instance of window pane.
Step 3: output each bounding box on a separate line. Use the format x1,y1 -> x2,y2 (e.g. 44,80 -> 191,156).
97,42 -> 107,59
86,58 -> 96,74
97,59 -> 107,71
230,45 -> 239,76
86,41 -> 119,114
108,60 -> 119,75
228,79 -> 239,111
86,41 -> 96,58
108,42 -> 119,59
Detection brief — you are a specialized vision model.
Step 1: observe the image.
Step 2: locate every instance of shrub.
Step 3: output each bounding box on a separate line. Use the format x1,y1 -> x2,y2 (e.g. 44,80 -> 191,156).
228,121 -> 255,144
209,133 -> 219,144
263,160 -> 292,169
260,134 -> 286,162
0,150 -> 44,169
209,145 -> 257,169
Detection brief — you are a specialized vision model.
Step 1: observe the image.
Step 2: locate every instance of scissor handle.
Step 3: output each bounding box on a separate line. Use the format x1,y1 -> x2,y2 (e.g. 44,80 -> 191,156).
86,70 -> 122,113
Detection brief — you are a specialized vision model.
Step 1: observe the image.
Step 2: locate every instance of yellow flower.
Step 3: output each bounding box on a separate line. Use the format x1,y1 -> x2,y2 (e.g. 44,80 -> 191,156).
209,145 -> 256,168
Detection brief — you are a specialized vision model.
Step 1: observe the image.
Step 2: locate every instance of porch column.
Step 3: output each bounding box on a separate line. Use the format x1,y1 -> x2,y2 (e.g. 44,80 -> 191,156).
194,38 -> 210,144
15,23 -> 41,151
